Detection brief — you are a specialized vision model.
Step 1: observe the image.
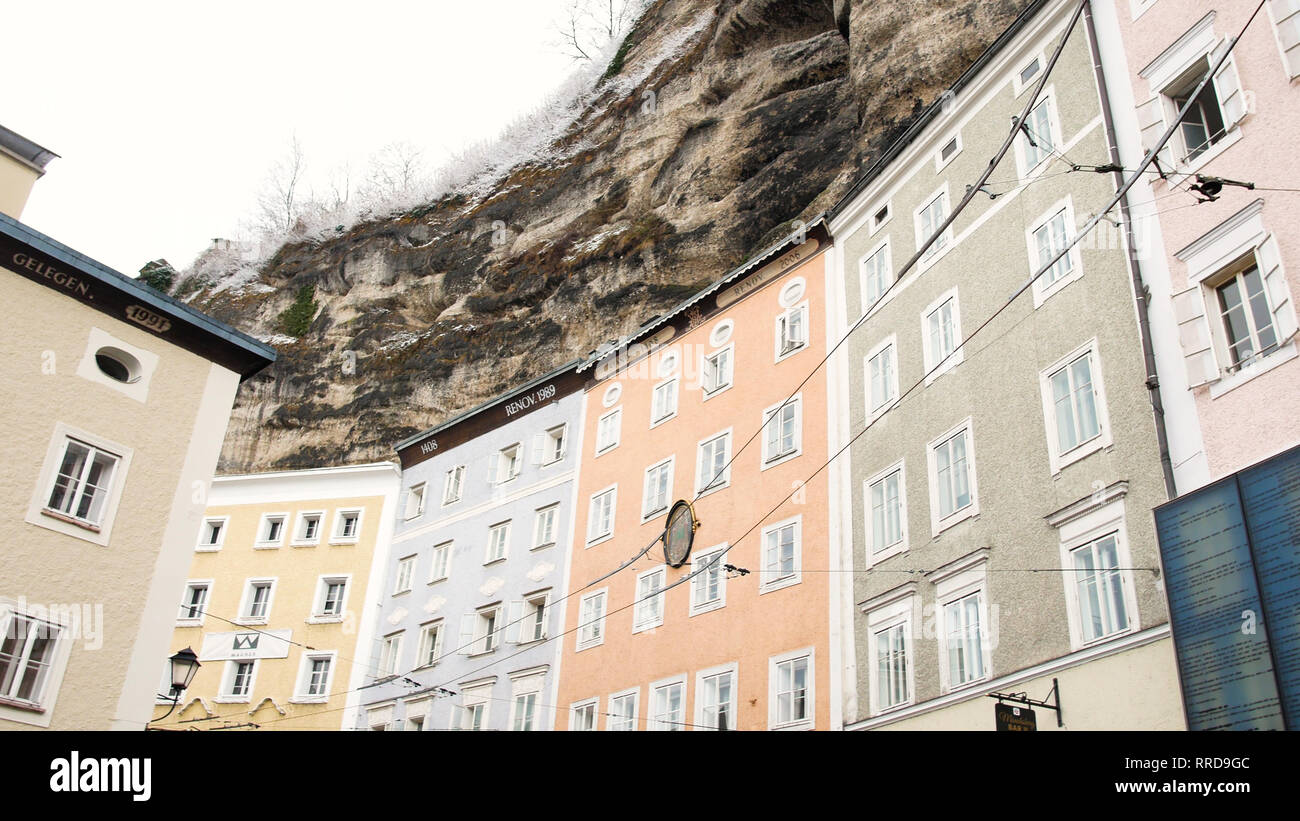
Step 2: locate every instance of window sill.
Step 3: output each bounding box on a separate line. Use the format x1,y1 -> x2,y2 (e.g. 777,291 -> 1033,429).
594,444 -> 620,458
867,541 -> 908,567
253,543 -> 283,551
289,696 -> 329,705
40,508 -> 101,533
0,695 -> 45,714
1051,436 -> 1110,476
175,619 -> 204,628
482,557 -> 507,567
650,413 -> 678,430
871,700 -> 915,718
943,675 -> 990,695
689,600 -> 724,618
329,538 -> 359,546
1167,127 -> 1244,189
694,481 -> 730,500
531,542 -> 556,551
214,696 -> 251,704
701,383 -> 733,402
428,576 -> 449,586
1032,266 -> 1083,309
290,540 -> 320,548
586,533 -> 613,548
759,575 -> 801,595
541,457 -> 565,468
641,508 -> 669,523
1207,342 -> 1297,399
632,620 -> 663,635
922,354 -> 963,387
575,640 -> 604,653
234,618 -> 269,626
306,615 -> 345,625
392,589 -> 412,597
441,498 -> 461,507
774,344 -> 809,364
194,544 -> 223,553
770,718 -> 814,731
760,449 -> 802,472
932,506 -> 978,537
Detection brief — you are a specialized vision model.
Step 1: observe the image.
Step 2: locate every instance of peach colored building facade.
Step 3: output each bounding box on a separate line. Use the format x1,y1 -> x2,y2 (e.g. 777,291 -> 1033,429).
555,227 -> 835,730
1095,0 -> 1300,491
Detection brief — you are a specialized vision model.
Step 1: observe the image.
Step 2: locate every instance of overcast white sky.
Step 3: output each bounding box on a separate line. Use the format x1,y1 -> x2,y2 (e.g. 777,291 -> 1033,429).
4,0 -> 589,275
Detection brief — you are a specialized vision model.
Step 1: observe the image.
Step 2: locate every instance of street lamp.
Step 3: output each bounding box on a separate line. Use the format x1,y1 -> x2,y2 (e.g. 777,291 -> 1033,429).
154,647 -> 201,721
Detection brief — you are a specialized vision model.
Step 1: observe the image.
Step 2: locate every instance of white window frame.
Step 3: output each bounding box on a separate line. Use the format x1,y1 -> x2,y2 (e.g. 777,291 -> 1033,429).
43,438 -> 120,528
759,515 -> 802,594
511,590 -> 550,645
870,201 -> 892,235
27,424 -> 132,546
933,555 -> 992,693
291,651 -> 337,703
442,465 -> 466,505
236,578 -> 277,625
309,574 -> 350,623
1012,49 -> 1046,96
934,130 -> 962,172
864,590 -> 918,716
393,554 -> 416,595
428,540 -> 452,584
760,394 -> 803,470
1267,0 -> 1300,80
768,647 -> 815,730
532,504 -> 559,549
403,484 -> 426,521
1027,197 -> 1083,307
650,377 -> 679,428
508,672 -> 545,732
576,589 -> 607,651
864,459 -> 908,567
587,485 -> 617,546
0,597 -> 74,727
218,659 -> 258,703
595,407 -> 623,455
494,443 -> 522,486
176,579 -> 213,626
254,513 -> 288,549
291,510 -> 325,546
690,544 -> 728,616
694,662 -> 738,731
774,302 -> 811,362
196,516 -> 228,552
926,418 -> 980,536
649,674 -> 688,731
696,428 -> 733,497
914,183 -> 952,265
541,424 -> 568,466
455,684 -> 492,731
378,631 -> 404,677
607,687 -> 639,731
1050,491 -> 1140,652
864,334 -> 900,421
633,566 -> 666,633
463,605 -> 503,656
920,286 -> 963,384
571,697 -> 600,731
416,619 -> 444,668
859,238 -> 893,317
701,343 -> 735,399
641,457 -> 675,521
1039,339 -> 1113,474
485,520 -> 511,565
330,508 -> 363,544
1015,89 -> 1062,178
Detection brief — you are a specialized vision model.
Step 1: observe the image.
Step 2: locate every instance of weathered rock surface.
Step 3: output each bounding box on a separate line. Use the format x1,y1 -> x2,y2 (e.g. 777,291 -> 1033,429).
184,0 -> 1033,473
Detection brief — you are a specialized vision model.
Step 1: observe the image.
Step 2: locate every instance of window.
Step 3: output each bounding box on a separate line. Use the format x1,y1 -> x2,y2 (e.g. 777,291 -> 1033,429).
492,444 -> 522,485
429,541 -> 452,583
709,319 -> 734,347
239,580 -> 275,623
443,465 -> 466,505
865,335 -> 898,416
865,461 -> 907,564
417,621 -> 443,667
457,686 -> 491,730
177,582 -> 210,624
509,672 -> 544,731
921,288 -> 963,383
404,484 -> 426,520
1071,534 -> 1130,643
701,345 -> 734,396
608,689 -> 638,731
1014,53 -> 1043,94
1049,488 -> 1140,650
221,660 -> 256,701
256,514 -> 286,547
596,408 -> 622,454
587,486 -> 617,544
696,430 -> 732,494
928,420 -> 979,533
760,517 -> 801,594
1019,97 -> 1056,172
633,567 -> 666,632
539,424 -> 567,465
864,590 -> 916,715
934,554 -> 991,692
294,653 -> 335,701
602,383 -> 623,407
378,632 -> 403,677
769,649 -> 814,730
642,458 -> 674,520
651,378 -> 678,426
577,590 -> 607,650
485,521 -> 510,564
0,604 -> 67,718
44,438 -> 119,528
367,705 -> 393,731
860,241 -> 892,314
314,576 -> 348,620
571,698 -> 599,731
690,545 -> 727,615
696,666 -> 736,731
775,304 -> 810,360
533,505 -> 558,548
916,187 -> 950,259
394,555 -> 416,594
332,509 -> 361,543
460,703 -> 487,731
459,606 -> 503,656
511,592 -> 549,644
935,132 -> 961,170
197,517 -> 227,551
1269,0 -> 1300,79
871,202 -> 891,233
650,677 -> 686,731
761,396 -> 802,467
1216,262 -> 1286,371
1028,200 -> 1081,305
1040,341 -> 1112,473
404,699 -> 430,732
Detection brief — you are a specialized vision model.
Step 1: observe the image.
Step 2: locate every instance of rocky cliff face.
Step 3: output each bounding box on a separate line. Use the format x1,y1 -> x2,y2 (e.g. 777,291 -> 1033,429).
184,0 -> 1032,473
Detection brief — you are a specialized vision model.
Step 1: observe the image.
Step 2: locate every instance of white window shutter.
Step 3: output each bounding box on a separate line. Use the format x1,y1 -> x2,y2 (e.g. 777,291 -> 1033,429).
506,601 -> 523,643
1171,286 -> 1218,387
1271,0 -> 1300,78
1136,95 -> 1172,171
493,607 -> 506,645
1210,39 -> 1247,129
487,453 -> 499,486
538,600 -> 548,639
557,425 -> 568,459
530,433 -> 544,465
458,614 -> 476,654
1257,234 -> 1298,343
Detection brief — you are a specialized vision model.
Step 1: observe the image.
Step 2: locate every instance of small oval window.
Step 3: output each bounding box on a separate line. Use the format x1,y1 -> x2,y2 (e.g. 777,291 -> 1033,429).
780,278 -> 806,308
95,347 -> 142,384
602,383 -> 622,407
709,319 -> 734,347
658,349 -> 680,377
